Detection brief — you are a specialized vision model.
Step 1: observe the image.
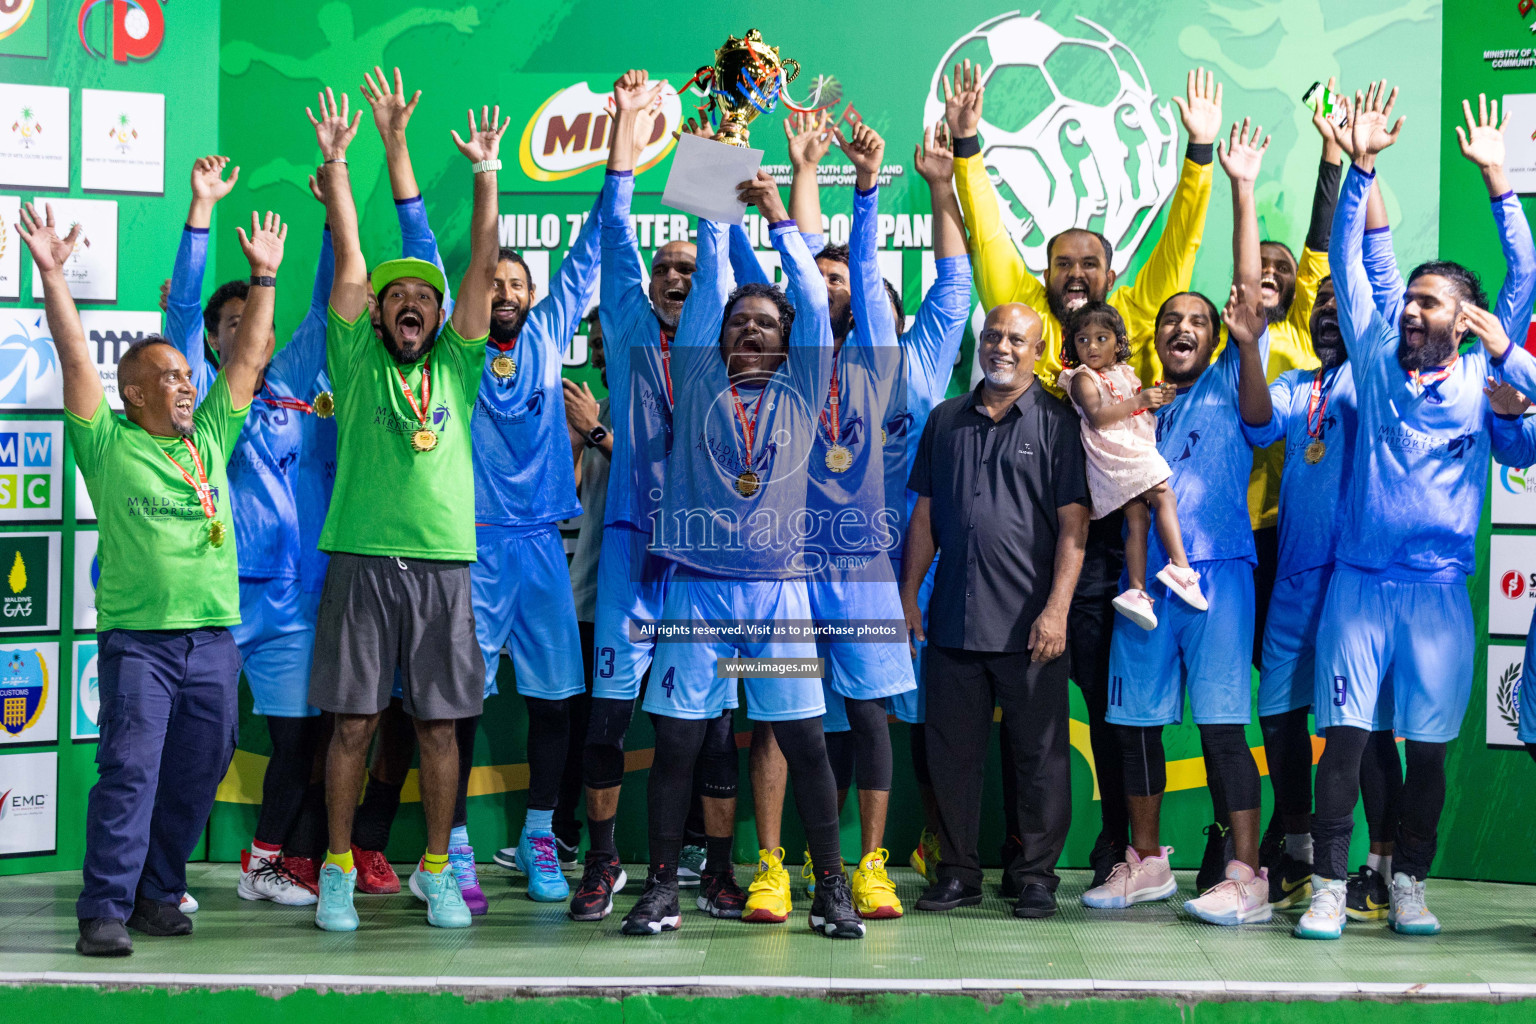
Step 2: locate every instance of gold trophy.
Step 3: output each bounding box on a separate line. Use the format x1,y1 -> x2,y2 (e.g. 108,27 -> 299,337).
694,30 -> 800,147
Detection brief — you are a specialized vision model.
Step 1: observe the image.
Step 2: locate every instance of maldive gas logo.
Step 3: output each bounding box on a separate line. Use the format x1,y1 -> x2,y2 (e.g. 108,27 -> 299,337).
519,80 -> 681,183
1503,570 -> 1527,600
78,0 -> 164,63
0,1 -> 38,43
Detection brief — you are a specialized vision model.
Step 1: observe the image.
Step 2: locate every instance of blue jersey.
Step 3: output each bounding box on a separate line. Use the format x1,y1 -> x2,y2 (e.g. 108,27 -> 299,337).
166,224 -> 329,580
1147,327 -> 1273,567
1253,364 -> 1359,579
1330,166 -> 1536,581
471,195 -> 599,528
296,197 -> 452,592
652,218 -> 833,579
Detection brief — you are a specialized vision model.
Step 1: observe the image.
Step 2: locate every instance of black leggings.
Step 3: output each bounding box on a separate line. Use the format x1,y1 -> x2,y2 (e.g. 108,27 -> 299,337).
524,696 -> 574,812
698,710 -> 739,799
451,714 -> 478,830
825,698 -> 892,793
1394,739 -> 1447,880
583,696 -> 638,791
1314,727 -> 1440,879
255,715 -> 325,849
1118,724 -> 1167,797
1360,729 -> 1403,843
1260,707 -> 1312,822
1119,723 -> 1257,812
649,714 -> 837,880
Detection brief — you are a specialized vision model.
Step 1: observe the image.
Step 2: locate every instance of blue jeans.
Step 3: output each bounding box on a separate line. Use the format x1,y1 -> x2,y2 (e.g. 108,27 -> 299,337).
76,628 -> 241,922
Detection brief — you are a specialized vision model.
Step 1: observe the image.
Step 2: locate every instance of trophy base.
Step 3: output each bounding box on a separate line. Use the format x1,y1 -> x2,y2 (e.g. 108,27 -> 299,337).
715,127 -> 751,148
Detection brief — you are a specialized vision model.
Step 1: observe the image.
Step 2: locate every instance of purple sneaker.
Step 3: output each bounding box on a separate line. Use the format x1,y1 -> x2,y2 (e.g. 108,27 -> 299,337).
449,845 -> 488,916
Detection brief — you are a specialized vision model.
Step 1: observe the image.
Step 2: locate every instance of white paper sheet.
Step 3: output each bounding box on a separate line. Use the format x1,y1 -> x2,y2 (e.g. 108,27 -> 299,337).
661,133 -> 763,226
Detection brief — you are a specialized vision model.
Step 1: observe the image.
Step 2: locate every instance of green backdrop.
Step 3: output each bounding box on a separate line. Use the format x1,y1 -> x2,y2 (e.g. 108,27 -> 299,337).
17,0 -> 1530,882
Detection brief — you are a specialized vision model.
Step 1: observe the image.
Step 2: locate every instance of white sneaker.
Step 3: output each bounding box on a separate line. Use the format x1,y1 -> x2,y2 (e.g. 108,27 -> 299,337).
1294,876 -> 1347,939
1387,872 -> 1441,934
1183,860 -> 1272,925
179,891 -> 199,914
493,845 -> 520,871
1156,565 -> 1208,611
1081,846 -> 1178,909
238,850 -> 319,906
1112,589 -> 1158,630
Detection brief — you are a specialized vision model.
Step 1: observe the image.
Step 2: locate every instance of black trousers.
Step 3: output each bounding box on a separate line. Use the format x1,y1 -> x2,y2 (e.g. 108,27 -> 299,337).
1069,513 -> 1128,845
926,644 -> 1071,892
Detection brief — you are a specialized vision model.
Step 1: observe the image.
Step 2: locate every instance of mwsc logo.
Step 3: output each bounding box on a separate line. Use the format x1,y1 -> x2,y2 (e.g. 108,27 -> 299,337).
78,0 -> 163,63
519,81 -> 680,183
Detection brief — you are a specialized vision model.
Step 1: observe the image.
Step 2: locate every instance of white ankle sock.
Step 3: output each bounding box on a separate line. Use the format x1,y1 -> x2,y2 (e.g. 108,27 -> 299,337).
1285,832 -> 1313,862
1367,852 -> 1390,875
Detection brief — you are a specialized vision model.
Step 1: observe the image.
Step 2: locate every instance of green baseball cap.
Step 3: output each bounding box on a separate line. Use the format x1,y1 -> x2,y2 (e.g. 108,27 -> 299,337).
371,257 -> 447,299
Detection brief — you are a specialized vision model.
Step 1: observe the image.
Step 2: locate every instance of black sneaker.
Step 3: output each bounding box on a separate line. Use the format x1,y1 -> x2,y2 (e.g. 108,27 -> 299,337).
1195,822 -> 1233,895
807,872 -> 865,939
126,896 -> 192,936
1258,827 -> 1285,875
555,835 -> 581,872
1345,863 -> 1390,921
1088,830 -> 1125,890
569,855 -> 627,922
1267,851 -> 1313,909
697,867 -> 746,919
999,835 -> 1023,898
620,875 -> 681,935
76,917 -> 132,957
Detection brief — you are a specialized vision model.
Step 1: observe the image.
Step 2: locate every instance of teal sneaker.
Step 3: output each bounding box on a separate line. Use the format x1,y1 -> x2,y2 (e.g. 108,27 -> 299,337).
1294,876 -> 1347,939
1388,872 -> 1442,935
514,828 -> 570,902
418,866 -> 472,928
314,863 -> 359,932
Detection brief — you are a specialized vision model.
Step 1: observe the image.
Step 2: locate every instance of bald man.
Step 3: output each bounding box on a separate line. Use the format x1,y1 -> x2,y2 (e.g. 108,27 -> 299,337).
900,302 -> 1090,919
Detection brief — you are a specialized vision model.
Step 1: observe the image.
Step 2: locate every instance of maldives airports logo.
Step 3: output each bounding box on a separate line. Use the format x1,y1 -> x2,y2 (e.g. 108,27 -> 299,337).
519,80 -> 681,182
0,641 -> 55,744
0,420 -> 62,520
78,0 -> 163,63
0,750 -> 55,855
922,12 -> 1178,276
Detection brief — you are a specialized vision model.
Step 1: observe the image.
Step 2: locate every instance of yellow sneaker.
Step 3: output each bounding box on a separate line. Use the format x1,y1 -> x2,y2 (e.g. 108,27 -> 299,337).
852,849 -> 903,919
743,847 -> 791,923
909,829 -> 939,884
800,846 -> 816,896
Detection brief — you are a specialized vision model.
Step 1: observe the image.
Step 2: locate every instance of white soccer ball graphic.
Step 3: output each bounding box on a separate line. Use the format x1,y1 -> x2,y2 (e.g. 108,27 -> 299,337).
123,6 -> 150,40
924,11 -> 1178,276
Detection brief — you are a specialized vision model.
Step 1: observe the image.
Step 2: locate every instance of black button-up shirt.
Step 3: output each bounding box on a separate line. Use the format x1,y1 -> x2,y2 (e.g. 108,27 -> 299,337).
909,381 -> 1089,653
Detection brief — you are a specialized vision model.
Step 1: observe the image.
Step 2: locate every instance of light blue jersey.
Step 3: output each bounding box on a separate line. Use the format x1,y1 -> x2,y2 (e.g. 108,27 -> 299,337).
472,194 -> 599,527
650,219 -> 833,578
1330,167 -> 1536,582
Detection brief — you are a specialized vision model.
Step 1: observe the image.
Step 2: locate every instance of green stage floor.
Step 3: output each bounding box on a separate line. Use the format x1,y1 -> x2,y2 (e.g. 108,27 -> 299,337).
3,863 -> 1536,999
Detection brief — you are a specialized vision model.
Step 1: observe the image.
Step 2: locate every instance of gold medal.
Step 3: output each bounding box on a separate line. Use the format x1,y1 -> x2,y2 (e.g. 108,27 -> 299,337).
1304,440 -> 1326,465
825,444 -> 853,473
208,520 -> 227,548
491,354 -> 517,379
735,470 -> 760,498
411,428 -> 439,453
313,391 -> 335,418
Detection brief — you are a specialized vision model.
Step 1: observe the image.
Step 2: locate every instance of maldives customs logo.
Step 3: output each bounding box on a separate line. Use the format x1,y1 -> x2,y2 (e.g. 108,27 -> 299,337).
923,12 -> 1178,276
0,646 -> 47,737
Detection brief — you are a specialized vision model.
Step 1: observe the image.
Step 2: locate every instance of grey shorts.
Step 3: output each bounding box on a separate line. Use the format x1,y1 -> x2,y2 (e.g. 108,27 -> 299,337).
308,552 -> 486,720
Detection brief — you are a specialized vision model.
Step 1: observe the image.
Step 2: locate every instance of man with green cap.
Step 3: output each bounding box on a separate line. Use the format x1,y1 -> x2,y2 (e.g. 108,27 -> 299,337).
305,86 -> 506,932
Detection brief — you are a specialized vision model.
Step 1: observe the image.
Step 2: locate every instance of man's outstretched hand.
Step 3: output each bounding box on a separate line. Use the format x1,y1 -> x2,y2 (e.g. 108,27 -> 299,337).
16,202 -> 80,274
307,87 -> 362,162
361,65 -> 421,139
736,169 -> 788,224
452,105 -> 510,164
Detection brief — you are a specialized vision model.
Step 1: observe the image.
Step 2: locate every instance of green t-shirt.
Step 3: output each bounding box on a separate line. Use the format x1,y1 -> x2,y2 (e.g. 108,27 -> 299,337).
66,375 -> 249,631
319,307 -> 485,560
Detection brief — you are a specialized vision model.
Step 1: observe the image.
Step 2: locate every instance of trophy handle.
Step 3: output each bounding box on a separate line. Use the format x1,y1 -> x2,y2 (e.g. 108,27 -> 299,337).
782,58 -> 800,83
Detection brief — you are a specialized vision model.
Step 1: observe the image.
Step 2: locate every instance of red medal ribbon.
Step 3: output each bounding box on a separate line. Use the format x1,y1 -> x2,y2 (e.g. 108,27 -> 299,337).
396,357 -> 433,428
1307,367 -> 1335,440
255,385 -> 315,415
729,382 -> 766,472
660,328 -> 674,407
160,438 -> 217,520
818,351 -> 843,442
1409,364 -> 1453,394
489,338 -> 517,354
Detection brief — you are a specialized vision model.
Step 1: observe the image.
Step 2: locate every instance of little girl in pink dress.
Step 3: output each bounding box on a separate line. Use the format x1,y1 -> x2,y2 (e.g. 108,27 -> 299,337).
1057,303 -> 1207,630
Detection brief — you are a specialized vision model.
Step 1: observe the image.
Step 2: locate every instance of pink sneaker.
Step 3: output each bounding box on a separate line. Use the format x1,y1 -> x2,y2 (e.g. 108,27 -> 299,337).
1112,589 -> 1158,630
1156,565 -> 1208,611
1081,846 -> 1178,909
1183,860 -> 1273,925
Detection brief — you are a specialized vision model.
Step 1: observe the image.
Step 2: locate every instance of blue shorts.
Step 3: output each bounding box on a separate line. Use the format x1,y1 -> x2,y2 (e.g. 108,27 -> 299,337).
231,576 -> 319,718
1258,566 -> 1331,717
643,572 -> 824,722
1520,616 -> 1536,744
591,525 -> 672,701
1106,558 -> 1255,727
1313,565 -> 1473,743
810,552 -> 915,733
471,524 -> 585,701
886,558 -> 936,725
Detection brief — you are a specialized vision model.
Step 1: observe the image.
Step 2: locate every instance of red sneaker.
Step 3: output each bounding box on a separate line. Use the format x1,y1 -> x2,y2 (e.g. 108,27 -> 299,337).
286,856 -> 319,892
351,845 -> 401,894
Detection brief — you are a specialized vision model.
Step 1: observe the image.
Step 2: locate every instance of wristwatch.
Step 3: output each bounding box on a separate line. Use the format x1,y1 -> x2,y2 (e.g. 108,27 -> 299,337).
471,159 -> 503,174
584,425 -> 608,448
249,275 -> 276,288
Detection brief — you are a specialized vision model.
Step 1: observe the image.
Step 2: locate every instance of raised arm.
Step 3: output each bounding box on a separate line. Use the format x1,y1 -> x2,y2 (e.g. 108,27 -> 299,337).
310,87 -> 366,321
729,224 -> 771,286
601,74 -> 658,338
225,212 -> 286,408
265,210 -> 334,398
19,204 -> 101,418
916,123 -> 965,261
449,105 -> 510,341
1457,95 -> 1536,350
1224,285 -> 1273,429
838,122 -> 896,348
168,156 -> 240,396
1330,81 -> 1404,368
784,110 -> 832,239
1487,378 -> 1536,466
1217,117 -> 1268,298
1362,181 -> 1404,323
945,60 -> 1046,313
902,124 -> 971,396
1288,97 -> 1343,337
363,66 -> 423,201
739,170 -> 832,402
